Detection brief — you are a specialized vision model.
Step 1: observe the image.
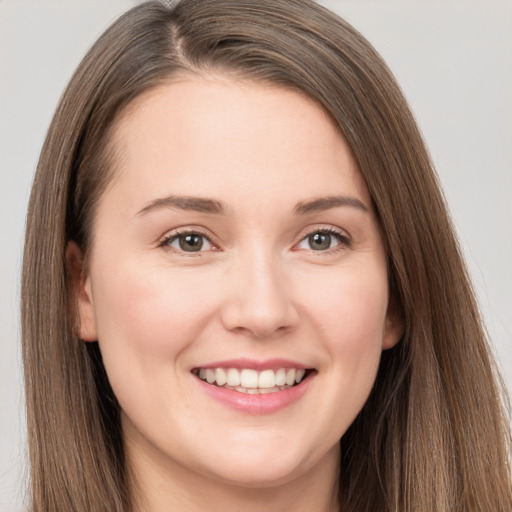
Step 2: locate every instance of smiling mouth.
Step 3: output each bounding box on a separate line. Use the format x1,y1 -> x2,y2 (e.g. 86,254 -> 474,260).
192,367 -> 312,394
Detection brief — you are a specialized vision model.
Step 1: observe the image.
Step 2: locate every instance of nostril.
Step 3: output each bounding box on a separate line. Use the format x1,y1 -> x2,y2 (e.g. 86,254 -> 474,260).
221,309 -> 298,339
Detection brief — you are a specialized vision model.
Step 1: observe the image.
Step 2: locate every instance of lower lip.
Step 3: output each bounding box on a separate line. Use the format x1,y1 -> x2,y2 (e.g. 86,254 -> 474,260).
195,373 -> 314,415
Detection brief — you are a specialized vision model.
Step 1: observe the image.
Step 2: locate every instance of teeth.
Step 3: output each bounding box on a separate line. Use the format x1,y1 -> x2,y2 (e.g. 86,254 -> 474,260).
234,385 -> 292,394
195,367 -> 309,391
206,369 -> 216,384
258,369 -> 275,388
285,369 -> 296,386
215,368 -> 227,386
275,368 -> 286,386
240,369 -> 258,388
227,368 -> 241,386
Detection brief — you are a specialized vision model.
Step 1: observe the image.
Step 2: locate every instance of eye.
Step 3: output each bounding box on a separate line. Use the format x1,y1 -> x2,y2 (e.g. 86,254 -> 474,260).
162,231 -> 215,253
296,229 -> 349,251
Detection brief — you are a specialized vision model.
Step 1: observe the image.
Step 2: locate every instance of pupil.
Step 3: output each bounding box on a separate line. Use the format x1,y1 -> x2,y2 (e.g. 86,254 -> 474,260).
309,232 -> 331,250
179,234 -> 203,251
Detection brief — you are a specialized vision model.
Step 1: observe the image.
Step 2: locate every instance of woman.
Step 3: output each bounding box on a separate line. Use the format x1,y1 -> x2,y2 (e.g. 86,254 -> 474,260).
21,0 -> 512,510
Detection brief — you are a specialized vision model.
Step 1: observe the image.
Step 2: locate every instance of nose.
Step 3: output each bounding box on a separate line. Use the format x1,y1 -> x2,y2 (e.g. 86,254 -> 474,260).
220,250 -> 299,338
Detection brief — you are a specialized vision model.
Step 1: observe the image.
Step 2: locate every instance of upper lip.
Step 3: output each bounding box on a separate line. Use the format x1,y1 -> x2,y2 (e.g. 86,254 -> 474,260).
191,358 -> 312,371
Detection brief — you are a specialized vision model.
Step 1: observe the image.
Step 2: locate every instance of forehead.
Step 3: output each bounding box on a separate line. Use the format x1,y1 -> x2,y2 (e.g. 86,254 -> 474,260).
104,75 -> 370,212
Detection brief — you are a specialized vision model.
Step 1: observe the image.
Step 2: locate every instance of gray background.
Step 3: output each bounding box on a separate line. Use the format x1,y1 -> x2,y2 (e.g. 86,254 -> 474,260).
1,1 -> 511,510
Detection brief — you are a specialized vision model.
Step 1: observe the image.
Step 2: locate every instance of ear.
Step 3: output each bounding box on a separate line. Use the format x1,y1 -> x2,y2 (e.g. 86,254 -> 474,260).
66,241 -> 98,341
382,294 -> 404,350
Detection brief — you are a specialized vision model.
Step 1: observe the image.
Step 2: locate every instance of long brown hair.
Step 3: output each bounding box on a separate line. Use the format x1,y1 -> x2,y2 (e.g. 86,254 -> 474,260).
22,1 -> 512,510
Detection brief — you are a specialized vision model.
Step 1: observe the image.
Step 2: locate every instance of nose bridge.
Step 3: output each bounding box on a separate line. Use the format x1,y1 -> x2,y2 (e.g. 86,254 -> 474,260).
221,242 -> 297,337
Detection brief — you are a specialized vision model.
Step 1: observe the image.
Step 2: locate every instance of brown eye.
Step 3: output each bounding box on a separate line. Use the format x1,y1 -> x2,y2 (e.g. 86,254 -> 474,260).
308,232 -> 332,251
179,234 -> 204,252
296,229 -> 349,252
165,231 -> 214,253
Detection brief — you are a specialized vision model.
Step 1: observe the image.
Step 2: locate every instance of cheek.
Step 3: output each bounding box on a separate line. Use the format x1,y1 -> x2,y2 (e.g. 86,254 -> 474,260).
299,264 -> 388,408
333,280 -> 387,380
94,260 -> 211,336
89,260 -> 220,390
301,262 -> 389,347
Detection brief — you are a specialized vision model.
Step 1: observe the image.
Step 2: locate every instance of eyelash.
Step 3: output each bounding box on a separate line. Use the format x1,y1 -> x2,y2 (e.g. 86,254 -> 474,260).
158,226 -> 351,254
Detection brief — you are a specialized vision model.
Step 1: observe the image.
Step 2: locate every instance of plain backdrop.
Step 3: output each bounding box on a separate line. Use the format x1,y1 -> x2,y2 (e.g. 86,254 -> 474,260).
1,1 -> 511,510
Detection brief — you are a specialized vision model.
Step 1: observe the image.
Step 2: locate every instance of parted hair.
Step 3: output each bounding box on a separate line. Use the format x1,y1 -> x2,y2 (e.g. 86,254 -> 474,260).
21,1 -> 511,510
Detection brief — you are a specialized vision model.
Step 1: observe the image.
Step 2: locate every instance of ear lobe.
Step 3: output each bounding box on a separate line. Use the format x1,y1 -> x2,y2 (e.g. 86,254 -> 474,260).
66,241 -> 98,342
382,295 -> 404,350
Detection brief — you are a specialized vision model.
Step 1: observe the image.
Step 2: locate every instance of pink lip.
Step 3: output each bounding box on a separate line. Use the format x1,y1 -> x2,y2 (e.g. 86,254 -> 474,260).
194,370 -> 315,415
192,358 -> 310,371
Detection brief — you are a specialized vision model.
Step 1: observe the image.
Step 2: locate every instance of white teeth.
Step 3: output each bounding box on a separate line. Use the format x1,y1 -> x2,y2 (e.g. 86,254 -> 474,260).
240,369 -> 258,388
275,368 -> 286,386
206,369 -> 216,384
233,385 -> 292,394
195,366 -> 309,392
285,369 -> 296,386
215,368 -> 227,386
227,368 -> 241,386
258,369 -> 275,388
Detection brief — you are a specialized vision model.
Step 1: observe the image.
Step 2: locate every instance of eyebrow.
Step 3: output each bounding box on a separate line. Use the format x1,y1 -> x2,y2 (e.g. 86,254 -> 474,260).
137,196 -> 226,216
136,194 -> 371,217
293,196 -> 371,215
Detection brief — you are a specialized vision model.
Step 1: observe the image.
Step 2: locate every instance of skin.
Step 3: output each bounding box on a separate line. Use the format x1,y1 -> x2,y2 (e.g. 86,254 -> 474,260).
68,75 -> 402,512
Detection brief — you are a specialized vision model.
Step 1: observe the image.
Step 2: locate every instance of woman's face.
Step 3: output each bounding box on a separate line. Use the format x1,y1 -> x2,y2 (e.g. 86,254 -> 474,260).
72,76 -> 401,490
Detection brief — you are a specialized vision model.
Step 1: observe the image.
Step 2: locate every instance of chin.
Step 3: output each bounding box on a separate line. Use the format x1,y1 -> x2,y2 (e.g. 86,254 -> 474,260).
205,459 -> 307,489
195,439 -> 333,490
